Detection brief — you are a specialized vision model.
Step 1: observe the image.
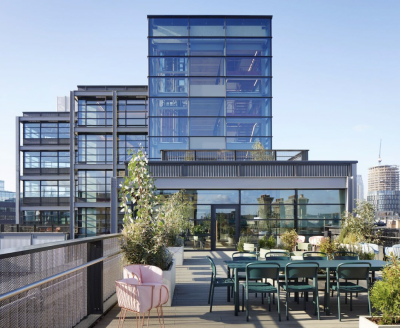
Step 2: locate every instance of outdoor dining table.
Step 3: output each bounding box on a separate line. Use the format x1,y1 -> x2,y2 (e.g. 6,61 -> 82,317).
224,259 -> 386,316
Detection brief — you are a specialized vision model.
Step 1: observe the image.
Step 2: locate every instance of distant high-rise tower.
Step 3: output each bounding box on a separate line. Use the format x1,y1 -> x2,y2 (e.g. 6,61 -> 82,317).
368,165 -> 400,214
356,175 -> 364,203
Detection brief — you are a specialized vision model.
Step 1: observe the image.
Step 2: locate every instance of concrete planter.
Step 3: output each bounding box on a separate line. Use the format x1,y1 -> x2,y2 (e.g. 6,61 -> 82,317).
168,246 -> 184,266
259,248 -> 270,259
228,237 -> 235,246
162,259 -> 176,307
359,316 -> 400,328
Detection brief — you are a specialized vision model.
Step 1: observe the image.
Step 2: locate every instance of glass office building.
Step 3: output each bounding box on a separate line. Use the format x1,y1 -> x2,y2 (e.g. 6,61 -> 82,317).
148,16 -> 272,160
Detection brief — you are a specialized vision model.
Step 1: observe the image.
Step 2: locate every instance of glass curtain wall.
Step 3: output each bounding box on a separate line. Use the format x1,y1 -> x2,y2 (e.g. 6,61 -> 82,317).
148,16 -> 272,160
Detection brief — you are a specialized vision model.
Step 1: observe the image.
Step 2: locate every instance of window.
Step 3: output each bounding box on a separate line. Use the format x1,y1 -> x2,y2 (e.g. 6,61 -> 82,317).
77,135 -> 113,164
118,99 -> 147,126
76,208 -> 111,237
78,99 -> 113,126
23,123 -> 70,144
77,171 -> 112,202
118,135 -> 147,163
23,181 -> 70,205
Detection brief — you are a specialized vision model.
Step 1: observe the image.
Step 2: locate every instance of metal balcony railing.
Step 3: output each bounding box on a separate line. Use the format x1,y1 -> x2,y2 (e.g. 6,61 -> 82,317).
0,234 -> 123,328
161,149 -> 308,162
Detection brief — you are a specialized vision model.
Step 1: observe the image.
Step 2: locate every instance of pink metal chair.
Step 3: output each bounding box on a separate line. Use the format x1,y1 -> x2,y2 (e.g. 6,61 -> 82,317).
297,235 -> 306,243
116,265 -> 169,328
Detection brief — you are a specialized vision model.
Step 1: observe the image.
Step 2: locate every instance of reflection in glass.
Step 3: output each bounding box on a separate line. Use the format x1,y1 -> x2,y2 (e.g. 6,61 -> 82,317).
226,57 -> 271,76
226,137 -> 271,150
189,57 -> 224,76
149,77 -> 188,97
189,38 -> 225,56
149,18 -> 188,37
150,117 -> 189,136
190,137 -> 226,149
216,208 -> 236,249
189,78 -> 225,97
149,57 -> 188,76
226,118 -> 271,137
226,38 -> 271,56
297,205 -> 344,221
150,98 -> 188,116
149,38 -> 188,56
189,18 -> 225,36
190,98 -> 225,116
226,18 -> 271,37
297,190 -> 346,204
241,205 -> 294,220
226,78 -> 272,97
190,117 -> 225,136
227,98 -> 271,117
188,190 -> 239,204
149,137 -> 188,159
241,191 -> 296,204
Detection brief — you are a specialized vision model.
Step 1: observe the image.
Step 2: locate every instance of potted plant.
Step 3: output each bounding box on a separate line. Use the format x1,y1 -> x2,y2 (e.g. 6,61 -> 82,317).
280,229 -> 298,252
119,149 -> 176,306
259,235 -> 276,258
160,189 -> 191,266
228,226 -> 235,245
359,255 -> 400,327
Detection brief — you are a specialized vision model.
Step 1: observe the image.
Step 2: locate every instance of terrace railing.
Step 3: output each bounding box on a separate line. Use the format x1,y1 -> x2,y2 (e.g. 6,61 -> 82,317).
0,234 -> 123,328
161,149 -> 308,162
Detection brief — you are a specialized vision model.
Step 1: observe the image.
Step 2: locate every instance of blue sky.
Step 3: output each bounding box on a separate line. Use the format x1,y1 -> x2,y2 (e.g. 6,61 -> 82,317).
0,0 -> 399,193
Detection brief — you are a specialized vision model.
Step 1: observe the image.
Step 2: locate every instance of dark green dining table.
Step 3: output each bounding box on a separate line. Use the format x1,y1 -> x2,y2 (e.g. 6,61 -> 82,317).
224,259 -> 387,316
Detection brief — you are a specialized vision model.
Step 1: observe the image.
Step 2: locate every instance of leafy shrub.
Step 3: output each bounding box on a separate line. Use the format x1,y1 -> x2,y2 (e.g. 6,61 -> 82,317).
370,255 -> 400,325
265,235 -> 276,249
258,237 -> 267,249
280,229 -> 298,252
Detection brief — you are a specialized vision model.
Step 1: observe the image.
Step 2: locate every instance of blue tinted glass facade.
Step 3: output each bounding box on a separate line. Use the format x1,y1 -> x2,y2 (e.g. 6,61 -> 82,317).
148,16 -> 272,160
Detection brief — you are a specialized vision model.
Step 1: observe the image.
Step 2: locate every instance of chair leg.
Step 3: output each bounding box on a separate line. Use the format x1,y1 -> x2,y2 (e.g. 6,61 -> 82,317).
277,292 -> 281,322
316,289 -> 320,320
268,293 -> 271,312
208,278 -> 213,304
338,291 -> 341,322
147,311 -> 150,328
210,284 -> 215,312
160,306 -> 165,328
286,292 -> 289,320
118,308 -> 127,328
246,287 -> 250,322
367,291 -> 371,316
242,285 -> 245,312
262,291 -> 264,305
350,292 -> 353,311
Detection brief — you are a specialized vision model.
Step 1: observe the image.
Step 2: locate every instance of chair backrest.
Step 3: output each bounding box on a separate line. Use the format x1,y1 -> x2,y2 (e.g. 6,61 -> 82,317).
297,235 -> 306,243
206,256 -> 217,278
246,262 -> 280,281
232,251 -> 258,261
333,251 -> 359,260
336,262 -> 371,282
123,264 -> 163,284
303,251 -> 328,260
265,251 -> 291,261
285,262 -> 319,280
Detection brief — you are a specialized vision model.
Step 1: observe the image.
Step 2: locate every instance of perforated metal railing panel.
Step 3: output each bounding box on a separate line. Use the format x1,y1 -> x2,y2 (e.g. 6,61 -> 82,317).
0,235 -> 122,328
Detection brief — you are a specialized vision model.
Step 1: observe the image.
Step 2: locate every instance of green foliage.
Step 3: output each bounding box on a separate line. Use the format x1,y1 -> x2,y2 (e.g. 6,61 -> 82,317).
280,229 -> 298,252
370,255 -> 400,325
192,224 -> 206,236
160,189 -> 192,246
266,235 -> 276,249
338,201 -> 376,244
258,238 -> 267,249
251,140 -> 274,161
228,226 -> 235,238
119,149 -> 172,270
318,237 -> 347,259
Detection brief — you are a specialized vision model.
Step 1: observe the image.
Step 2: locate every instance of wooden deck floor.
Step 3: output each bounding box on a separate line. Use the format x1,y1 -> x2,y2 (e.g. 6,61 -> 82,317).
95,251 -> 373,327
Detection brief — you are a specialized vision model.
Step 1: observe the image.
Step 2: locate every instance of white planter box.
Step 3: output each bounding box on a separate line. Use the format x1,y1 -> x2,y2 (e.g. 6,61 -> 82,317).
259,248 -> 270,259
162,259 -> 176,307
359,316 -> 400,328
228,237 -> 235,246
243,243 -> 256,252
168,246 -> 184,266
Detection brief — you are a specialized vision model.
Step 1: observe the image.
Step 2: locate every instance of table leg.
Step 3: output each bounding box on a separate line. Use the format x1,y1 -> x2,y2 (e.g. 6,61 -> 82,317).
325,268 -> 330,315
235,268 -> 239,316
227,268 -> 230,302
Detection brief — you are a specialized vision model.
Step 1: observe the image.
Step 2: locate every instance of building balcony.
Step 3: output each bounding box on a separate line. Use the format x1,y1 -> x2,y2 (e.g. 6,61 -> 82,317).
161,149 -> 308,161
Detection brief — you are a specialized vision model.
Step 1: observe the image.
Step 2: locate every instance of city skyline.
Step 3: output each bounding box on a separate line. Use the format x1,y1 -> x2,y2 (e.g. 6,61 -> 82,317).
1,0 -> 400,192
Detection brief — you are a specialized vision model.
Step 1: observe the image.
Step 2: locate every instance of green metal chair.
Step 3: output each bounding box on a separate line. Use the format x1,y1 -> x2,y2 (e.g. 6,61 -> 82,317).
265,251 -> 291,260
206,256 -> 234,312
231,252 -> 259,299
332,262 -> 371,321
283,262 -> 320,320
242,262 -> 281,322
332,251 -> 359,300
302,251 -> 328,260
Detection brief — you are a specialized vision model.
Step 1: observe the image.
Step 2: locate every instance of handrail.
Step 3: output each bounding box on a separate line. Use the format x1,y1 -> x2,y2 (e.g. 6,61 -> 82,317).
0,250 -> 122,302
